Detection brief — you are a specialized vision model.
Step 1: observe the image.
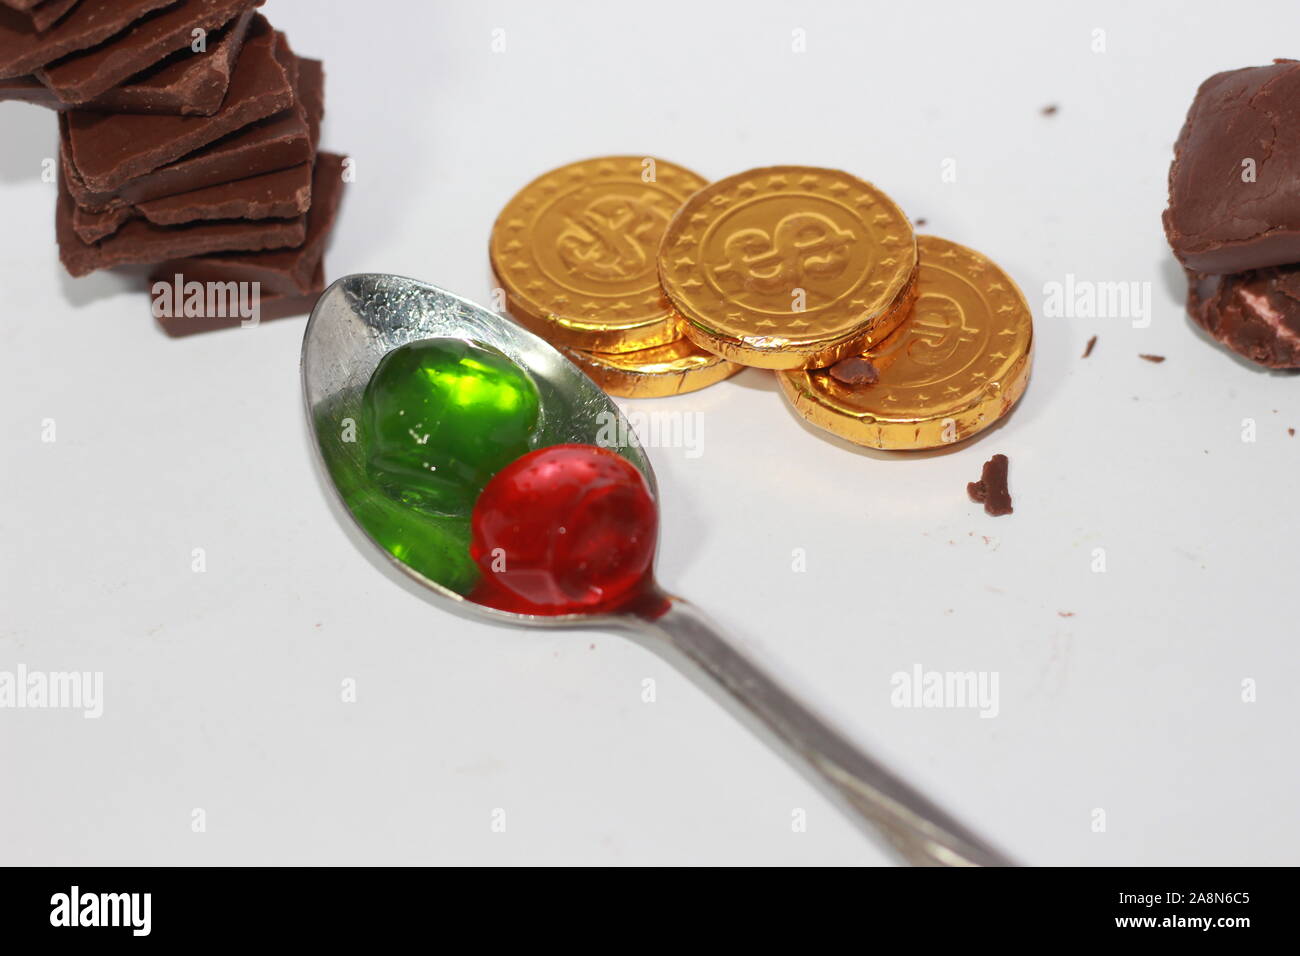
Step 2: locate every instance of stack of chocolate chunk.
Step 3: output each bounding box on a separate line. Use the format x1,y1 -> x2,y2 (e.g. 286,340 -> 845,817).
0,0 -> 346,334
1166,59 -> 1300,368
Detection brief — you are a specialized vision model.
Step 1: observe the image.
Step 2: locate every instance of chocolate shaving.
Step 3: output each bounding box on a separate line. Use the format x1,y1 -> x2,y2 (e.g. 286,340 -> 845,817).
1082,334 -> 1097,358
967,453 -> 1013,517
1139,353 -> 1166,363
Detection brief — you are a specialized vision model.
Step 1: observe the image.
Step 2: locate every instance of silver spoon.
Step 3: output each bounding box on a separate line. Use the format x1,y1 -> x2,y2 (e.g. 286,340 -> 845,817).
301,273 -> 1015,867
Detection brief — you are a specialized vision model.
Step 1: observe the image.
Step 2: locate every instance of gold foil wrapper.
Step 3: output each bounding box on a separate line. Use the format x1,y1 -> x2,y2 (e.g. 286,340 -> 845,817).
777,235 -> 1033,450
658,165 -> 917,370
562,335 -> 743,398
490,156 -> 709,354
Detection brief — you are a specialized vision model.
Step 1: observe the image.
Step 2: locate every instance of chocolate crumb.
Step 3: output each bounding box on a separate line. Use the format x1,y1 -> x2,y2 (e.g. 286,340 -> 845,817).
1058,611 -> 1075,618
914,217 -> 927,227
1042,104 -> 1058,116
967,453 -> 1013,516
1082,335 -> 1097,358
828,356 -> 879,386
1139,354 -> 1166,363
1290,428 -> 1296,437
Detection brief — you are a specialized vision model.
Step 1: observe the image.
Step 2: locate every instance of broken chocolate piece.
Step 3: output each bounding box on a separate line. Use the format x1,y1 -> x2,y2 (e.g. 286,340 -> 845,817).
0,6 -> 253,113
140,161 -> 312,224
57,160 -> 307,277
72,160 -> 312,241
0,0 -> 176,78
151,151 -> 346,295
102,4 -> 253,115
36,0 -> 259,105
1165,60 -> 1300,273
828,356 -> 879,386
62,17 -> 290,192
967,454 -> 1013,517
1186,265 -> 1300,368
28,0 -> 80,32
62,32 -> 315,213
69,50 -> 321,240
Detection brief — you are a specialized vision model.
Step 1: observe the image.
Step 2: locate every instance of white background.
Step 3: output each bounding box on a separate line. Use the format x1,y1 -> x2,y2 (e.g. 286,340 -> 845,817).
2,0 -> 1297,866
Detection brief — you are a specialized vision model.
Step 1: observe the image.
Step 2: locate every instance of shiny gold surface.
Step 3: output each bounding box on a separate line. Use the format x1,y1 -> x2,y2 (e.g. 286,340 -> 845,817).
658,165 -> 917,370
563,335 -> 743,398
777,235 -> 1033,450
490,156 -> 709,354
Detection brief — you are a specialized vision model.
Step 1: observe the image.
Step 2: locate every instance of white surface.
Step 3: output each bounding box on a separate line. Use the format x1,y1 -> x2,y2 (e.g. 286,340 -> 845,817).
2,0 -> 1297,866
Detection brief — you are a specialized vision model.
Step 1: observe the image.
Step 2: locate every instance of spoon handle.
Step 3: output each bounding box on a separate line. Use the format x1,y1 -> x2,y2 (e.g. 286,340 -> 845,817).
628,596 -> 1015,867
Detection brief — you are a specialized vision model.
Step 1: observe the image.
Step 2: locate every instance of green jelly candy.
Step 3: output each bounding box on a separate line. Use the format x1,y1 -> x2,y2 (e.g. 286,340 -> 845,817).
314,396 -> 479,596
361,339 -> 541,516
343,484 -> 480,595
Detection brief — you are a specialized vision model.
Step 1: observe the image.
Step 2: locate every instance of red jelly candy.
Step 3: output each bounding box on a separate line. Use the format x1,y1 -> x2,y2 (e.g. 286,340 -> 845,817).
469,444 -> 658,615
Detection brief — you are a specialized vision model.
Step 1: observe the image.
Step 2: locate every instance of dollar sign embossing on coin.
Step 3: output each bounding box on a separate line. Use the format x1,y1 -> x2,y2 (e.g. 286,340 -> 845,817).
557,194 -> 668,281
659,166 -> 918,369
713,212 -> 855,295
491,156 -> 709,354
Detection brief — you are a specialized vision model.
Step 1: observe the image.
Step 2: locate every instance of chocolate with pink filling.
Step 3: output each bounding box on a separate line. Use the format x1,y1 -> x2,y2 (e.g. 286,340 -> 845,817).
1186,265 -> 1300,369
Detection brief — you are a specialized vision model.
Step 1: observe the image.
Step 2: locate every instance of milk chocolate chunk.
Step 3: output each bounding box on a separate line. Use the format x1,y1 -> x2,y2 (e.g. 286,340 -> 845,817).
152,151 -> 346,296
36,0 -> 258,104
0,0 -> 177,77
28,0 -> 80,32
73,160 -> 311,241
1186,266 -> 1300,369
967,454 -> 1013,517
57,162 -> 307,277
63,45 -> 318,211
62,17 -> 290,192
828,356 -> 879,386
1165,60 -> 1300,273
0,7 -> 253,112
69,49 -> 320,241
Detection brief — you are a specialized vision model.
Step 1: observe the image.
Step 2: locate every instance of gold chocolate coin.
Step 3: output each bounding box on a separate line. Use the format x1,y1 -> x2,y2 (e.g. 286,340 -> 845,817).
777,235 -> 1033,450
490,156 -> 708,353
563,337 -> 743,399
658,166 -> 917,370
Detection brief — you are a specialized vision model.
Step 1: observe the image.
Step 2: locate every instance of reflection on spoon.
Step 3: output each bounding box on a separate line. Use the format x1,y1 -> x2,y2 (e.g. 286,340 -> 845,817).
302,274 -> 1015,866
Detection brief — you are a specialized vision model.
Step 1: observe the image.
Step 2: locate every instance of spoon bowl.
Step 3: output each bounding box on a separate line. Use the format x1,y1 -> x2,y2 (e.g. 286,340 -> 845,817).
302,274 -> 1016,866
302,273 -> 653,628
